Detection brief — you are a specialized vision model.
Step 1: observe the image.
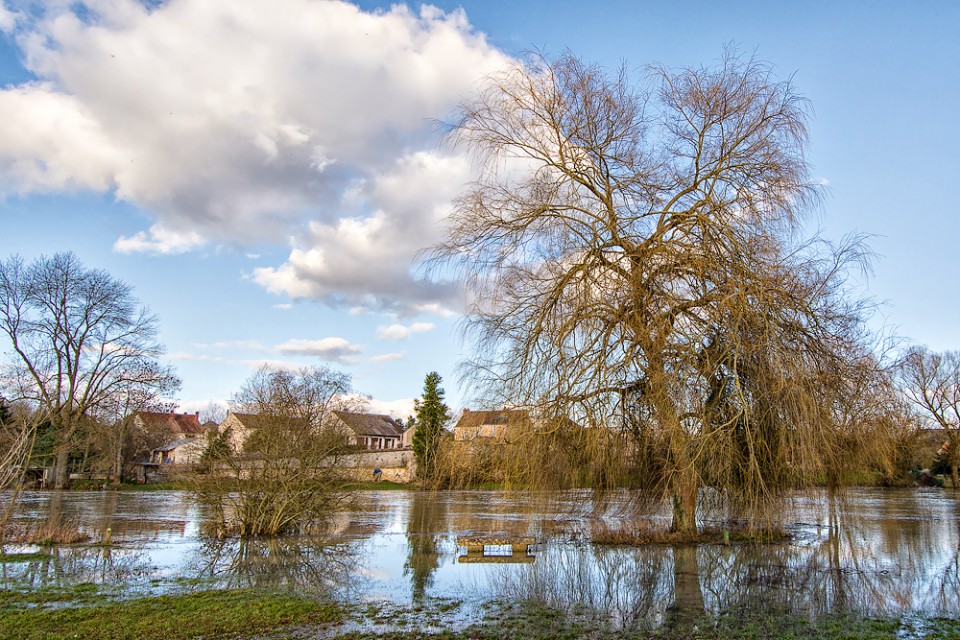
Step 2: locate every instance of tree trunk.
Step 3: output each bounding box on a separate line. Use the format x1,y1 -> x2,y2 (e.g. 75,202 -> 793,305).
951,460 -> 959,490
670,468 -> 699,535
52,447 -> 70,490
112,424 -> 126,486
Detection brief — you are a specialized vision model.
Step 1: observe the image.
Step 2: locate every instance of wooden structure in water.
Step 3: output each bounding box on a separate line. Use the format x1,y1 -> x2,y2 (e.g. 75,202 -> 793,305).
456,535 -> 538,564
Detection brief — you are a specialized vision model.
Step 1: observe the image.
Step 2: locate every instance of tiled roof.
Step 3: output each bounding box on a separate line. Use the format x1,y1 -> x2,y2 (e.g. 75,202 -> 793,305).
227,412 -> 308,430
134,411 -> 203,436
334,411 -> 402,437
455,409 -> 531,429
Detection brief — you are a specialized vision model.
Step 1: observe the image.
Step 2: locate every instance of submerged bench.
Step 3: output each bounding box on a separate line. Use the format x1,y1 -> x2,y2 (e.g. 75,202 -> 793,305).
456,536 -> 538,553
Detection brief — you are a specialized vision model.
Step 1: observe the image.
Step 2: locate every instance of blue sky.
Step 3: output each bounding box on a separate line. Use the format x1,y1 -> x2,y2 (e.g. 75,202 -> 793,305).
0,0 -> 957,417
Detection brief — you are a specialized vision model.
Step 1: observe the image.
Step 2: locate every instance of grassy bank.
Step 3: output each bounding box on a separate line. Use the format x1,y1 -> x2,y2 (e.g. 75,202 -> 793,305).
0,588 -> 342,640
330,602 -> 960,640
345,480 -> 411,491
1,586 -> 958,640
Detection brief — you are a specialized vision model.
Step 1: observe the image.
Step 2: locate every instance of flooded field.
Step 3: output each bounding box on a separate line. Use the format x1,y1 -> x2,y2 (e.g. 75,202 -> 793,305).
1,488 -> 958,628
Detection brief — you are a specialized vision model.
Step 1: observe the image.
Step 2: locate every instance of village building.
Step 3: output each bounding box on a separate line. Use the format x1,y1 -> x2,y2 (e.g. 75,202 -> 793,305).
132,410 -> 204,442
332,411 -> 404,449
453,408 -> 532,442
133,410 -> 206,466
151,437 -> 206,465
401,422 -> 416,448
217,412 -> 276,452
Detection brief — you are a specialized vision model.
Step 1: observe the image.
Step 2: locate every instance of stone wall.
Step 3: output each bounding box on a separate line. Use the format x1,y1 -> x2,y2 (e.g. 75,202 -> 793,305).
337,448 -> 417,483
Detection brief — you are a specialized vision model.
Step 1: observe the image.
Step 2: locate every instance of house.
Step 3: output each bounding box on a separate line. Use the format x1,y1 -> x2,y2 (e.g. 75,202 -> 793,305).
129,410 -> 206,471
217,412 -> 271,452
453,408 -> 532,442
332,411 -> 403,449
401,422 -> 416,448
151,437 -> 206,465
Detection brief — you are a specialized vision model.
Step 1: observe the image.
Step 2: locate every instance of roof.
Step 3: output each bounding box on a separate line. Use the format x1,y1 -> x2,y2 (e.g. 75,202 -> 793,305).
334,411 -> 402,438
134,411 -> 203,436
455,409 -> 531,429
226,412 -> 309,430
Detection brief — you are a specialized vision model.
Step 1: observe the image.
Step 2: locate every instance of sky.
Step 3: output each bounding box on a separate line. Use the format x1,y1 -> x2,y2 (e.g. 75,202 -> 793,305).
0,0 -> 957,418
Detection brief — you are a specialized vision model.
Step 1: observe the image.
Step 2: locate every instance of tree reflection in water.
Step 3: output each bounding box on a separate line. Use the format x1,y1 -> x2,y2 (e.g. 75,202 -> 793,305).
404,491 -> 448,603
3,487 -> 957,630
483,494 -> 960,631
0,545 -> 153,591
187,536 -> 358,598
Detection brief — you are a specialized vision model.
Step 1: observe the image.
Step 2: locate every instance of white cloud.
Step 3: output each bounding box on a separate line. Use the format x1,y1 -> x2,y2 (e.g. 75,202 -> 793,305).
167,352 -> 227,363
376,322 -> 435,341
252,151 -> 470,313
114,224 -> 206,255
176,399 -> 228,417
367,397 -> 417,420
0,5 -> 20,33
275,337 -> 362,363
370,352 -> 405,363
0,0 -> 508,310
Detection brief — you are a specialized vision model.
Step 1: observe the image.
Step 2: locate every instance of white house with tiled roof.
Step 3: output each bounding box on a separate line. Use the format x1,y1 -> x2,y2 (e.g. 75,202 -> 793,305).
332,411 -> 404,449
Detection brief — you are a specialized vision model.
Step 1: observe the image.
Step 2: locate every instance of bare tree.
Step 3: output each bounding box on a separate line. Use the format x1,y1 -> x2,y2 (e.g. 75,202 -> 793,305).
93,377 -> 181,484
198,401 -> 228,425
198,365 -> 364,537
0,402 -> 37,534
0,253 -> 180,489
898,346 -> 960,488
430,50 -> 889,534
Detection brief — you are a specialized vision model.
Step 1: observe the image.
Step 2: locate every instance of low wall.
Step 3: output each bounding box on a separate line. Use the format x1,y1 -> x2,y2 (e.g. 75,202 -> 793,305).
135,448 -> 420,484
338,448 -> 417,483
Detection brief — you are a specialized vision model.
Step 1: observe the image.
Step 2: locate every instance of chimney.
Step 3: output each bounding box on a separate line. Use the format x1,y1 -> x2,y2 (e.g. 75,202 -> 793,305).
195,411 -> 200,420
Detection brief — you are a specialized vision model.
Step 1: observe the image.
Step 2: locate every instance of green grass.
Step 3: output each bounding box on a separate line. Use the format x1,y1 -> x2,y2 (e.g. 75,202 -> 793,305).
118,480 -> 192,491
0,552 -> 49,563
347,480 -> 411,491
2,584 -> 959,640
591,522 -> 792,546
0,582 -> 107,608
328,603 -> 960,640
0,588 -> 342,640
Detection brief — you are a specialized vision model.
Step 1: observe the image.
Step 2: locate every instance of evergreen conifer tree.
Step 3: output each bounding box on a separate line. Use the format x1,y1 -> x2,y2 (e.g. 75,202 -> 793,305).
412,372 -> 449,480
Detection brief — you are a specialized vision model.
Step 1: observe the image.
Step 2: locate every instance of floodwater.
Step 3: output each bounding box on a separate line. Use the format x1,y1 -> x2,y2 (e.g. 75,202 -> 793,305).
1,488 -> 958,627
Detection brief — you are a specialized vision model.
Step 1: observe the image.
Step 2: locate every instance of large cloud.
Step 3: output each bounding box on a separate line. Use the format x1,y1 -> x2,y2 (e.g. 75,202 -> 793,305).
0,0 -> 508,308
253,150 -> 469,313
275,337 -> 362,363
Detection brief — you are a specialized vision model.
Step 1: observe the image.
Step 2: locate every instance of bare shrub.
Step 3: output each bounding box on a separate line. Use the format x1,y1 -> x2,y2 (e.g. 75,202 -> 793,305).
195,366 -> 362,537
3,519 -> 91,545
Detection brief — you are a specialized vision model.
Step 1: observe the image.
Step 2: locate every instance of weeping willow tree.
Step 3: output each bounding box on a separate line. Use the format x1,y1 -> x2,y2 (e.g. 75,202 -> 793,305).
429,50 -> 896,534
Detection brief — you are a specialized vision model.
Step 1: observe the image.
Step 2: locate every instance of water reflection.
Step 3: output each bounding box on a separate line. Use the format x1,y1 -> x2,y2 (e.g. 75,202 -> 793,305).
187,537 -> 357,597
2,487 -> 957,627
0,545 -> 154,591
404,491 -> 446,602
8,490 -> 194,541
481,491 -> 960,629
